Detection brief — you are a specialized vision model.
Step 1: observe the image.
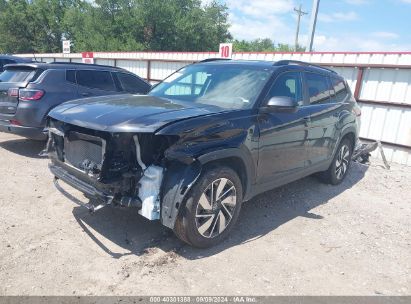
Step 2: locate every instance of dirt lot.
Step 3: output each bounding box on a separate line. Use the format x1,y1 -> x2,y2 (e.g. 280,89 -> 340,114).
0,132 -> 410,296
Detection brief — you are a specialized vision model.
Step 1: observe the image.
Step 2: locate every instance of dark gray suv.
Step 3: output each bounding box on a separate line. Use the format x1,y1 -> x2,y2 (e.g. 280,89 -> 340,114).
0,62 -> 151,140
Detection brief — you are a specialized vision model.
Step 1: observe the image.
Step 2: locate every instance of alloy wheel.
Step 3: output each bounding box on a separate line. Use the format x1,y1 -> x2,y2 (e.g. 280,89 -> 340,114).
335,144 -> 350,180
195,178 -> 237,238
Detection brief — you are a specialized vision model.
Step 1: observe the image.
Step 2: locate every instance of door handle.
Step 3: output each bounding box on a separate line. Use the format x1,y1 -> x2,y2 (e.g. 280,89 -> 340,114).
81,92 -> 92,97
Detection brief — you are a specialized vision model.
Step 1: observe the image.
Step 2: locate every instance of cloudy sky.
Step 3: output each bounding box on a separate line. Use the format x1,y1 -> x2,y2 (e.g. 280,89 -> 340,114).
208,0 -> 411,51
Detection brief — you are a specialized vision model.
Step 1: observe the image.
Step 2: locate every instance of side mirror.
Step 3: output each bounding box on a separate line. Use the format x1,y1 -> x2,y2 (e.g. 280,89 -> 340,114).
264,96 -> 298,113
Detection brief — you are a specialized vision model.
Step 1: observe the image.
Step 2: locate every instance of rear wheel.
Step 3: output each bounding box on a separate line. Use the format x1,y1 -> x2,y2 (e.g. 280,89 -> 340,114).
319,138 -> 353,185
174,166 -> 243,248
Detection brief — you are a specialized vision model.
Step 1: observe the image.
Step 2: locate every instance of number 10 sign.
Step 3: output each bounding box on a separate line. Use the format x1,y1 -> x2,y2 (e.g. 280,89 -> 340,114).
219,43 -> 233,58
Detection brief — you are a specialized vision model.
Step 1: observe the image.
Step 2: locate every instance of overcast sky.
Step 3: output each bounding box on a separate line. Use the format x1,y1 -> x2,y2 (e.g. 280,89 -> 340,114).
207,0 -> 411,51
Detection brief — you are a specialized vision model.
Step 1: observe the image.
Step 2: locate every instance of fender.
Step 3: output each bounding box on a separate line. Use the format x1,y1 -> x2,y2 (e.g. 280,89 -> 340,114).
331,124 -> 358,159
161,160 -> 202,229
160,147 -> 255,229
341,124 -> 357,141
197,147 -> 255,201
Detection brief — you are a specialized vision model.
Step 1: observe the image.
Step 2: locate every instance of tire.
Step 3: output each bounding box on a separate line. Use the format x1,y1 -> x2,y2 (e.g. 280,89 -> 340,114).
319,138 -> 353,185
174,166 -> 243,248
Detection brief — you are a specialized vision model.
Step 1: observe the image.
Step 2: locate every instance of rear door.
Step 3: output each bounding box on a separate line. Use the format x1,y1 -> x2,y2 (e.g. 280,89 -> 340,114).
76,70 -> 120,98
0,67 -> 38,116
303,72 -> 342,167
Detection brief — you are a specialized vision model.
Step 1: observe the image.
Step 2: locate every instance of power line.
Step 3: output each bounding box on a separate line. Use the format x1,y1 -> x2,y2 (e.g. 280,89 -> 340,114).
294,4 -> 308,51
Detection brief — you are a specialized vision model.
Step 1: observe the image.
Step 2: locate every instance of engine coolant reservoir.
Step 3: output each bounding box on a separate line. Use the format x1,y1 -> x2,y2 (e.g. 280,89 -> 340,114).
138,165 -> 163,220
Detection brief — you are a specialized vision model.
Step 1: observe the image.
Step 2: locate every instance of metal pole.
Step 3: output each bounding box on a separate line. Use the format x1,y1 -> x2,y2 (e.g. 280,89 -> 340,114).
294,4 -> 307,51
308,0 -> 320,52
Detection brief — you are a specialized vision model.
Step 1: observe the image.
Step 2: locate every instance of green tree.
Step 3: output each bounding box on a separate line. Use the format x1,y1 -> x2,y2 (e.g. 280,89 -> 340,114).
232,38 -> 306,53
0,0 -> 299,54
0,0 -> 34,53
30,0 -> 74,52
63,0 -> 145,51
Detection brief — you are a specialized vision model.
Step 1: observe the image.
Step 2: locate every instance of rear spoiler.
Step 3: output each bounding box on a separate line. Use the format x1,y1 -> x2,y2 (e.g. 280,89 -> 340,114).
3,63 -> 42,70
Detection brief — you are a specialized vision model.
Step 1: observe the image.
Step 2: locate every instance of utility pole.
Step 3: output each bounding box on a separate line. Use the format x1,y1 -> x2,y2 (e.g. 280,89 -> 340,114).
308,0 -> 320,52
294,4 -> 307,51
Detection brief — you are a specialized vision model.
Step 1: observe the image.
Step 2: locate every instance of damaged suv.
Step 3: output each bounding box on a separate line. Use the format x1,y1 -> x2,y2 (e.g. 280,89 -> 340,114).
46,59 -> 361,248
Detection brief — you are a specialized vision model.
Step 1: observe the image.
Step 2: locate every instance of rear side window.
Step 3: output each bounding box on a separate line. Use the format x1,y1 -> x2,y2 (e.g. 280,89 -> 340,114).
116,72 -> 149,94
76,70 -> 116,91
305,72 -> 332,105
0,68 -> 36,83
331,77 -> 349,103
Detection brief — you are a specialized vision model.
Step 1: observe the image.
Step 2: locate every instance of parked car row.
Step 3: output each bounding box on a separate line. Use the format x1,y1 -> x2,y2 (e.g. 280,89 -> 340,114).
0,58 -> 361,248
0,61 -> 151,140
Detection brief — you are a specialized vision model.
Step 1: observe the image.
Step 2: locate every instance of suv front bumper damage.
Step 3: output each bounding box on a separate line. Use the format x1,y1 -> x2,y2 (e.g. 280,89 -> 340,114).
50,164 -> 116,212
46,123 -> 202,229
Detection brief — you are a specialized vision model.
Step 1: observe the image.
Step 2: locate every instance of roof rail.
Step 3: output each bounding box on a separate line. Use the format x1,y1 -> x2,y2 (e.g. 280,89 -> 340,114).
51,61 -> 125,70
274,60 -> 337,74
199,58 -> 232,63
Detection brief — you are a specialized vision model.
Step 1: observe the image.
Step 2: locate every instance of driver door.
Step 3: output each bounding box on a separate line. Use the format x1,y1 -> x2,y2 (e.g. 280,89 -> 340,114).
257,71 -> 310,186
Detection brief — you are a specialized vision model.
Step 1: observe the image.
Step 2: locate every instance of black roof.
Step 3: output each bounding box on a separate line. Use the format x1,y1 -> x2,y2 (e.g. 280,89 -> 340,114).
197,58 -> 339,76
4,61 -> 127,72
199,59 -> 275,67
0,55 -> 33,62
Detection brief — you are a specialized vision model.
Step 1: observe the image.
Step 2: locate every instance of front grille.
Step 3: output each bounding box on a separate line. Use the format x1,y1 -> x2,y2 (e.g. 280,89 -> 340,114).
63,132 -> 104,174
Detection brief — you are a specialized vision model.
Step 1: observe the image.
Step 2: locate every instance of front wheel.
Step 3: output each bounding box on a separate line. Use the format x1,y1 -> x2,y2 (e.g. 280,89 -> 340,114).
174,166 -> 243,248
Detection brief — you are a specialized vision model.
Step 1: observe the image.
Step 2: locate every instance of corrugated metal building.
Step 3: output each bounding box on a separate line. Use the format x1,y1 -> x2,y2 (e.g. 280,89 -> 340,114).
18,51 -> 411,165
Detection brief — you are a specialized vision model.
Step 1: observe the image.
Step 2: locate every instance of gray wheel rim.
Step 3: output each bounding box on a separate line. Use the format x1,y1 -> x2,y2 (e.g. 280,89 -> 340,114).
195,178 -> 237,238
335,144 -> 350,179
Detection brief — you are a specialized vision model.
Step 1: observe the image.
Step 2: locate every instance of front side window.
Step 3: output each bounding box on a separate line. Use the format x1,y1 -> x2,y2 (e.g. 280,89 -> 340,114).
306,72 -> 332,105
76,70 -> 116,91
149,65 -> 272,110
265,72 -> 303,106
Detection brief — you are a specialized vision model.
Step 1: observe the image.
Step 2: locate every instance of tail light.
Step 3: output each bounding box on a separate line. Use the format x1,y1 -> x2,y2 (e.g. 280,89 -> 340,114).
19,89 -> 45,101
7,88 -> 19,97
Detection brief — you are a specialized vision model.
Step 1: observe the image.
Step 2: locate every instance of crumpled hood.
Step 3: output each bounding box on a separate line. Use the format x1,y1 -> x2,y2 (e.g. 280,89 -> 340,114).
48,94 -> 223,133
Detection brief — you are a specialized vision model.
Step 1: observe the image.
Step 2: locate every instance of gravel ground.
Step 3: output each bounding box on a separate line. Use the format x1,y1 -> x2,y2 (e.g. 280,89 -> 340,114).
0,132 -> 410,296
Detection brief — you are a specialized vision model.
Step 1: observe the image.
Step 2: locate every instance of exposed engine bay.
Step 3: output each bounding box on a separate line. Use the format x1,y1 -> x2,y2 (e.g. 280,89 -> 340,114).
45,118 -> 193,223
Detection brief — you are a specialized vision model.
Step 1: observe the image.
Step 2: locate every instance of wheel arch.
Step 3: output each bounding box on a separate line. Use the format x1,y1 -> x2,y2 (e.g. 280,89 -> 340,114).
340,125 -> 358,151
341,131 -> 356,149
197,148 -> 254,200
160,147 -> 255,229
334,125 -> 358,156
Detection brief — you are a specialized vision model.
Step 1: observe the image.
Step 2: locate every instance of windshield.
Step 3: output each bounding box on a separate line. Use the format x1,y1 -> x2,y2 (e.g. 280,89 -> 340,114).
149,64 -> 272,109
0,68 -> 36,83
